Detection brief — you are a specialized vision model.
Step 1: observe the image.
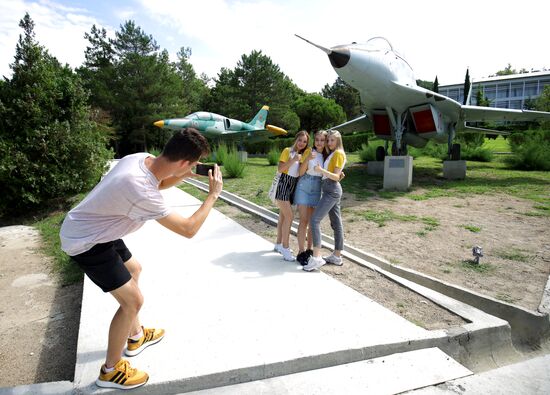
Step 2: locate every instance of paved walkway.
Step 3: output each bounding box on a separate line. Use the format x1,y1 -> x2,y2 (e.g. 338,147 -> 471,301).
73,187 -> 458,393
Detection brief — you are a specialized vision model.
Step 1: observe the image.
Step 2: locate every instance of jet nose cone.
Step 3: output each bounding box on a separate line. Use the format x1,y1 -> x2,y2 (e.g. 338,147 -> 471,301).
153,120 -> 164,128
328,46 -> 350,68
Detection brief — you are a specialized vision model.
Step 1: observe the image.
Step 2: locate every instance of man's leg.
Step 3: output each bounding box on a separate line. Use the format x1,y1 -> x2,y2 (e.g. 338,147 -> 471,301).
107,279 -> 143,368
123,256 -> 143,338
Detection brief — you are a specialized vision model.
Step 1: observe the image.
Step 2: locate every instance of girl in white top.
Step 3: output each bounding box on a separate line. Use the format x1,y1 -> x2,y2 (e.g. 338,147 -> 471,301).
294,130 -> 328,265
273,130 -> 309,261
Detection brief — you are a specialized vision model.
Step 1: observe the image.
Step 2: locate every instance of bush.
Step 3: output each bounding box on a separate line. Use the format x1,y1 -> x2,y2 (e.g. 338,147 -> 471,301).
342,133 -> 371,152
358,143 -> 376,162
267,148 -> 281,165
461,147 -> 493,162
506,129 -> 550,170
223,149 -> 246,178
215,142 -> 230,165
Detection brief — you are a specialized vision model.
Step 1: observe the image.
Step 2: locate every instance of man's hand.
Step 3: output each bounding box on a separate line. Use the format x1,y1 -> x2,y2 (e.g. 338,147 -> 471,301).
208,164 -> 223,198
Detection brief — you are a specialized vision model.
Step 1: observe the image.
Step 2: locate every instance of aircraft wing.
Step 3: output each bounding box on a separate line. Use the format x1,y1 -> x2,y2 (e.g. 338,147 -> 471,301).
330,114 -> 372,133
461,106 -> 550,123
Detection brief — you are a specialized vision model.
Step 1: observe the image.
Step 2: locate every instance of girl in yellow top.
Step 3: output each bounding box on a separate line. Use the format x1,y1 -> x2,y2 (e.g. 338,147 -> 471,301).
303,130 -> 347,271
274,130 -> 310,261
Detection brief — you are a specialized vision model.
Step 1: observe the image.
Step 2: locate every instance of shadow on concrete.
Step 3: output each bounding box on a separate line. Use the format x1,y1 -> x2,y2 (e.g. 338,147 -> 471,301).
34,281 -> 82,383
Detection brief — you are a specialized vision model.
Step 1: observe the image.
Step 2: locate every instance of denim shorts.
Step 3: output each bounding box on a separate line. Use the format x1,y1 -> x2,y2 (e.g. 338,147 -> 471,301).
294,174 -> 322,207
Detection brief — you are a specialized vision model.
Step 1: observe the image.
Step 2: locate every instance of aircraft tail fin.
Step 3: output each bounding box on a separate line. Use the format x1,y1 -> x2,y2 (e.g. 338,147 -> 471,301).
249,105 -> 269,129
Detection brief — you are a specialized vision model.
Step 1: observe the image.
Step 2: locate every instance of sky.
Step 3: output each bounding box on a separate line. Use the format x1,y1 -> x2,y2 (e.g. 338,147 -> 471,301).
0,0 -> 549,93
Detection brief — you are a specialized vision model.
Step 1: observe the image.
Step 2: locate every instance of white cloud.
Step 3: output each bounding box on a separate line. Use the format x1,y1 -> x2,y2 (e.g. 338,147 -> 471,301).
0,0 -> 102,77
1,0 -> 548,92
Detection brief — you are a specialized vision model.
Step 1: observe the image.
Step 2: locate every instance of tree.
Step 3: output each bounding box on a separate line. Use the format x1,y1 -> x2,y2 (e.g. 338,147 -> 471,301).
79,21 -> 189,155
416,79 -> 433,90
463,69 -> 470,105
208,50 -> 301,132
433,76 -> 439,93
321,77 -> 361,120
175,47 -> 209,113
0,13 -> 111,215
495,63 -> 516,76
292,93 -> 346,132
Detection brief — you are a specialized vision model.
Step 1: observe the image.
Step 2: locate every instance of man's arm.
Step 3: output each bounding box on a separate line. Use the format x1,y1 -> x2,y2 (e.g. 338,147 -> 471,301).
159,172 -> 193,190
156,165 -> 223,237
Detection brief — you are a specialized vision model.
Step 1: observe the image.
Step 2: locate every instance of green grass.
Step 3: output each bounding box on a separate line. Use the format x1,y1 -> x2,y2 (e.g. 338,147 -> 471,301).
460,260 -> 494,273
361,209 -> 417,227
496,248 -> 531,262
481,136 -> 511,152
32,194 -> 87,285
461,224 -> 482,233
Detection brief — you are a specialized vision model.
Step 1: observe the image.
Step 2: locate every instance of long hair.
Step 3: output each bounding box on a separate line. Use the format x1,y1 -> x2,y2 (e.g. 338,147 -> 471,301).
327,129 -> 346,160
314,130 -> 330,160
292,130 -> 310,154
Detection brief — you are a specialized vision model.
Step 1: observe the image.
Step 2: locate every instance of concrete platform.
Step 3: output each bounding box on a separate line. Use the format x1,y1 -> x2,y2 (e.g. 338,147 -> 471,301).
73,187 -> 450,393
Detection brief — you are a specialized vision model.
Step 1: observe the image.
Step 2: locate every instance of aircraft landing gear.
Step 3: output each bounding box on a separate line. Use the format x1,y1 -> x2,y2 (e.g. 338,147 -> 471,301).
450,143 -> 461,160
376,146 -> 386,161
391,142 -> 408,156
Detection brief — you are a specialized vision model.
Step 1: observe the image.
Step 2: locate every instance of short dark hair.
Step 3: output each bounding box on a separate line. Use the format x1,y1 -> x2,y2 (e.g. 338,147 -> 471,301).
160,128 -> 210,162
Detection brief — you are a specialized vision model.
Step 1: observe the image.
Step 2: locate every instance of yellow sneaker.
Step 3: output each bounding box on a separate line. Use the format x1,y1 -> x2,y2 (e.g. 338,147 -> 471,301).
125,326 -> 165,357
96,358 -> 148,390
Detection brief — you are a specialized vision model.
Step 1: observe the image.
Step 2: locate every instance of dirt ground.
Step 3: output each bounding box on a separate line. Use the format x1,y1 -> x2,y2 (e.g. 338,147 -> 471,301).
1,189 -> 548,387
0,226 -> 82,388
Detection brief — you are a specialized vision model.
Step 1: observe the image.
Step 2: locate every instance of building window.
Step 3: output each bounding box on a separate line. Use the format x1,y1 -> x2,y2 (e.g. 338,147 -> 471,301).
497,84 -> 509,98
524,83 -> 538,96
510,83 -> 523,97
484,85 -> 496,100
509,100 -> 522,109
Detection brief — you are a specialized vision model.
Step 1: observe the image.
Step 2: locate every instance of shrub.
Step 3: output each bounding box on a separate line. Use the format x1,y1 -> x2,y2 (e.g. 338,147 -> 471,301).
215,142 -> 230,165
223,149 -> 246,178
461,147 -> 493,162
506,129 -> 550,171
358,143 -> 376,162
342,133 -> 371,152
267,148 -> 281,165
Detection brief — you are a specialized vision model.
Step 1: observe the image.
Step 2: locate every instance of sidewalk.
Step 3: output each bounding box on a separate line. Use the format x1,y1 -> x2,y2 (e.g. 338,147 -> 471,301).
73,187 -> 454,393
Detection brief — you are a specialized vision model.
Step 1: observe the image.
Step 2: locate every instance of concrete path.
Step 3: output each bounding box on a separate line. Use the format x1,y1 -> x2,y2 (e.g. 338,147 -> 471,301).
73,187 -> 456,393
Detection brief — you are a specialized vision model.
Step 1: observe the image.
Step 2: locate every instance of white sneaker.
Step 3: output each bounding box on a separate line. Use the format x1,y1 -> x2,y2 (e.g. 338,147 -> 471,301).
280,247 -> 296,262
303,256 -> 325,271
323,254 -> 343,266
274,243 -> 282,254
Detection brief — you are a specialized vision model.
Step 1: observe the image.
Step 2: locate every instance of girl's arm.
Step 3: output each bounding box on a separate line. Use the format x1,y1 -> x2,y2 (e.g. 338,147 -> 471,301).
315,166 -> 342,181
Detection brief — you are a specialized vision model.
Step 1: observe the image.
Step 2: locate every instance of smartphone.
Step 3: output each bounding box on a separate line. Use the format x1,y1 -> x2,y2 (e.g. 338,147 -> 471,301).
195,163 -> 215,176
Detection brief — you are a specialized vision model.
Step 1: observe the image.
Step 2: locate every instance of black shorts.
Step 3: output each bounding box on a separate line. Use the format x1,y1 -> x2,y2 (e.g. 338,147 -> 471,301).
71,239 -> 133,293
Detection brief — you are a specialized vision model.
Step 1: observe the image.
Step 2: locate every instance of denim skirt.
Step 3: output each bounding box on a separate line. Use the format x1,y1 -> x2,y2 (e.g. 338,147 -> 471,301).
294,174 -> 322,207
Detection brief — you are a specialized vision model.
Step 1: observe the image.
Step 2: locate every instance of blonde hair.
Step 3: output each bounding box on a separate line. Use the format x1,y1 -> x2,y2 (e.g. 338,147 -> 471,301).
327,129 -> 345,154
292,130 -> 310,154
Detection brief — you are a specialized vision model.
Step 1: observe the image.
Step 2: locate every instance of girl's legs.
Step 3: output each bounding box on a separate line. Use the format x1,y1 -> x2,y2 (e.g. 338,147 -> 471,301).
328,201 -> 344,257
297,205 -> 310,253
306,206 -> 315,251
310,193 -> 336,258
277,200 -> 294,248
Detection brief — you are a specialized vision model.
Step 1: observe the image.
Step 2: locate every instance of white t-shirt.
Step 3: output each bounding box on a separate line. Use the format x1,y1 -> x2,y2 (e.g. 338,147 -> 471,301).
60,153 -> 171,256
305,150 -> 324,177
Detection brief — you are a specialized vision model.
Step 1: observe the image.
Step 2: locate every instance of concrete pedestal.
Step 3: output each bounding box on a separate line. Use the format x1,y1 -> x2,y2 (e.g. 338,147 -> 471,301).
237,150 -> 248,162
367,161 -> 384,176
443,160 -> 466,180
383,156 -> 413,191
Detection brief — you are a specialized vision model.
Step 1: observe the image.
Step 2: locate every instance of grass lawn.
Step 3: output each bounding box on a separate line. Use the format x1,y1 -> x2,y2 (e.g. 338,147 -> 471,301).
182,152 -> 550,216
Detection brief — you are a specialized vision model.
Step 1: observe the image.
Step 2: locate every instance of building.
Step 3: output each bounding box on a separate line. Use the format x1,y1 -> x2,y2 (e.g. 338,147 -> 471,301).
438,71 -> 550,109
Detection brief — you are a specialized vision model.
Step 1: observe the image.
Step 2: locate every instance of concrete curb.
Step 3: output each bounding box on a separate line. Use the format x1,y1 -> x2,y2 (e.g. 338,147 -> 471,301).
0,381 -> 73,395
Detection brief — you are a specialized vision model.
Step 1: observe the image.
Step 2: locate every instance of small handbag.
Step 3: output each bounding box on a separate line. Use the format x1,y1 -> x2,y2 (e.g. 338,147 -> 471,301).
267,172 -> 281,204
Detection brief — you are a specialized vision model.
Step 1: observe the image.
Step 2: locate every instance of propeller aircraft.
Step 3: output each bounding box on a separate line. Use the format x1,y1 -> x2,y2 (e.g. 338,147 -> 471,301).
153,105 -> 287,144
296,35 -> 550,161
